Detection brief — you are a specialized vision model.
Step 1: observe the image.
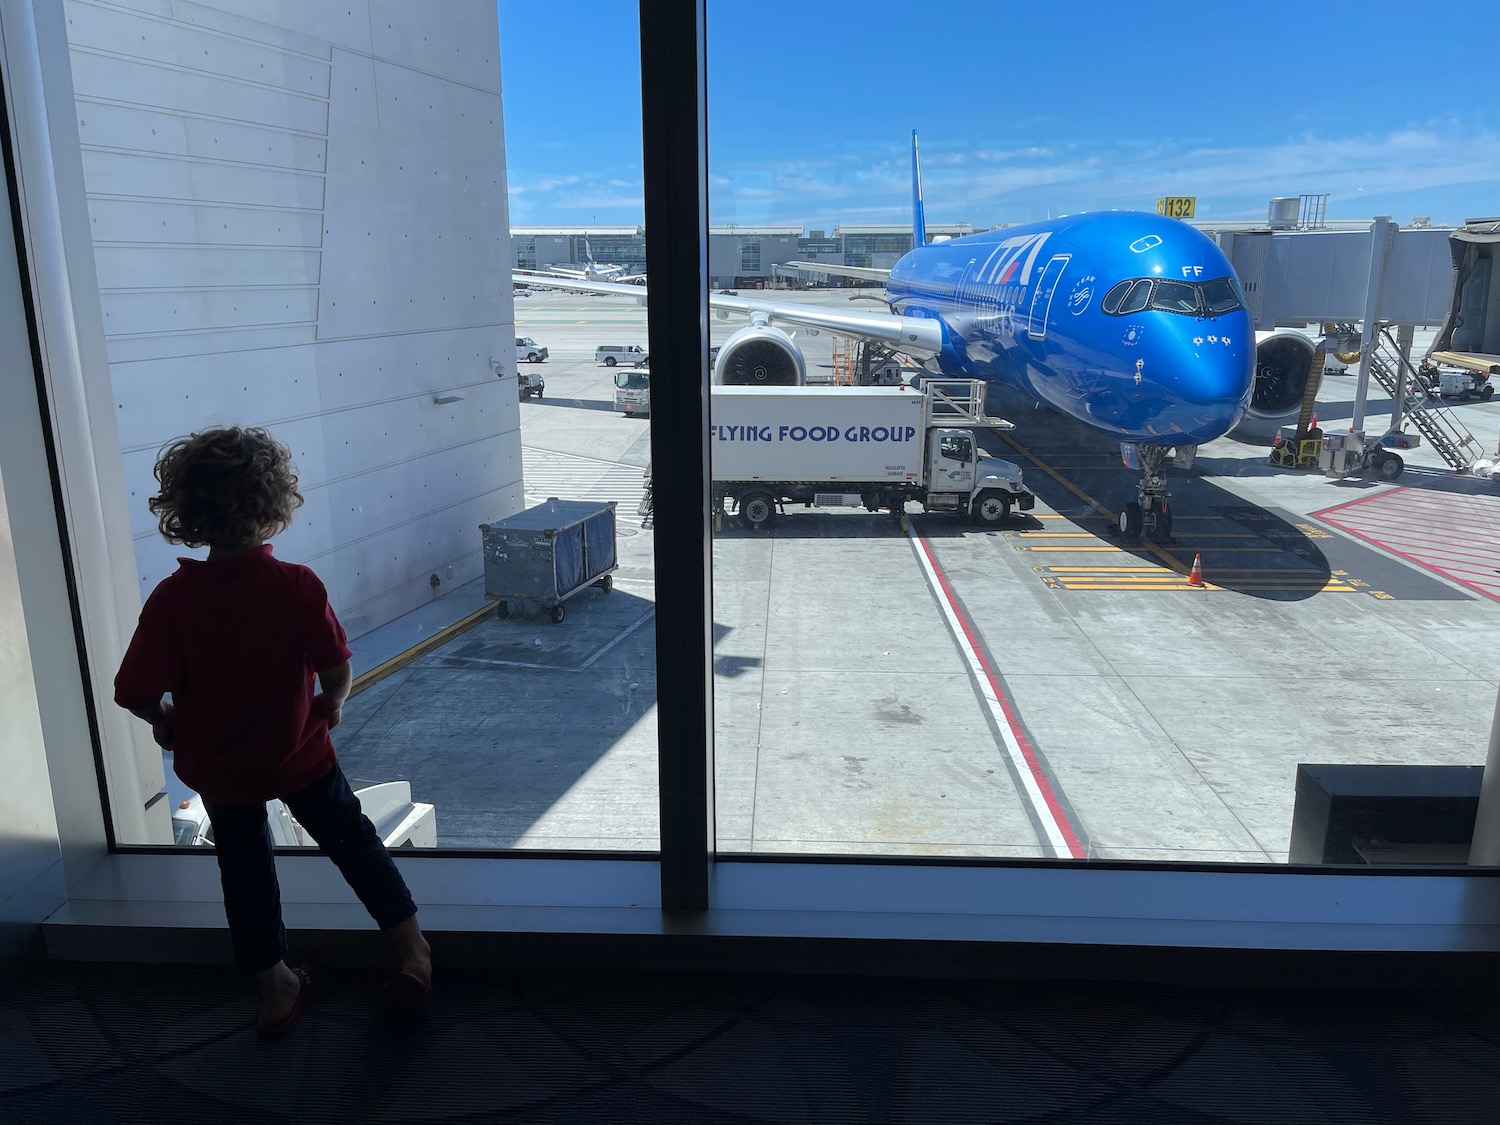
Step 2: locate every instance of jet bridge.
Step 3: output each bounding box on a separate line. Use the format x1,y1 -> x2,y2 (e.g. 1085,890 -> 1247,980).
1430,217 -> 1500,373
1210,222 -> 1456,330
1210,217 -> 1496,478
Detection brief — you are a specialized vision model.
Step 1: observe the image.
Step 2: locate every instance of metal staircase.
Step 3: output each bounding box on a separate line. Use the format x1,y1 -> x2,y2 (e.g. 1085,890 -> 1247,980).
1369,328 -> 1483,471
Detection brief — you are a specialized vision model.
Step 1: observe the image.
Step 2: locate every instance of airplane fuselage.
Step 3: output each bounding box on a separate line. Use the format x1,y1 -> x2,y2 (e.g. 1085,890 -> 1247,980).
887,212 -> 1254,448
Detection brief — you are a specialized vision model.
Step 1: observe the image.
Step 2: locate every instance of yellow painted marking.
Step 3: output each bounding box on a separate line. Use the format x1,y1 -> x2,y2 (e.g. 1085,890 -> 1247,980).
998,432 -> 1114,519
1050,585 -> 1356,594
1014,531 -> 1263,539
1042,566 -> 1329,574
1017,545 -> 1137,552
1051,582 -> 1355,592
999,433 -> 1382,597
350,601 -> 500,697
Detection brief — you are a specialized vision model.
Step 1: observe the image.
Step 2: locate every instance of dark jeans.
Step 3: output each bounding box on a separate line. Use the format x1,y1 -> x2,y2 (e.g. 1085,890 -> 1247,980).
203,763 -> 418,971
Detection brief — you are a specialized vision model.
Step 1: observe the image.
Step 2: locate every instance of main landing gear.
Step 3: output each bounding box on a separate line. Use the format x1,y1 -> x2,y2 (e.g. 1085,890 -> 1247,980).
1115,443 -> 1183,543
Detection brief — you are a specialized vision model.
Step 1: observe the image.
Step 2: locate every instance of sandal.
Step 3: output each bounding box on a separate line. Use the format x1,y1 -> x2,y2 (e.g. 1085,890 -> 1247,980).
256,966 -> 311,1036
381,967 -> 431,1013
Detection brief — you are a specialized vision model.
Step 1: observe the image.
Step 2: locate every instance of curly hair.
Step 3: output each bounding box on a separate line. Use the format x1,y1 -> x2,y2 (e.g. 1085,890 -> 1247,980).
149,426 -> 304,549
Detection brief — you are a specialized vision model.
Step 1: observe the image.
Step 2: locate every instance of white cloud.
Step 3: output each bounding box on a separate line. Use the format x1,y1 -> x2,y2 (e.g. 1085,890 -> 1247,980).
705,125 -> 1500,227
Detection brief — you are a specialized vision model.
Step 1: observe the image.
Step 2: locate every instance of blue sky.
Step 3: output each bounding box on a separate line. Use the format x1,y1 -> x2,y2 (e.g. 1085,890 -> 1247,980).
498,1 -> 1499,230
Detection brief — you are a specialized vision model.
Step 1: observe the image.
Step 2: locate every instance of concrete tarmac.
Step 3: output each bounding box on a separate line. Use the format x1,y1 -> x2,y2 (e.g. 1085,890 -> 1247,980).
335,289 -> 1500,860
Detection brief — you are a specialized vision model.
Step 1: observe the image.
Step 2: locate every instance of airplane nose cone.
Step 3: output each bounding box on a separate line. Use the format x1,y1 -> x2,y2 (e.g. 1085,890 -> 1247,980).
1148,314 -> 1255,443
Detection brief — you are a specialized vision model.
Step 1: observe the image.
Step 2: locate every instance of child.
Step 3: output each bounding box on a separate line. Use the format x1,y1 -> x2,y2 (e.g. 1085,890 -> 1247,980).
115,426 -> 431,1034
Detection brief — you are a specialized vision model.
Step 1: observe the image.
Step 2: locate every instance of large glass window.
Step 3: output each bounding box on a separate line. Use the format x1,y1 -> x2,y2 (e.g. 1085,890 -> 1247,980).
17,0 -> 1497,920
703,0 -> 1500,867
56,0 -> 656,850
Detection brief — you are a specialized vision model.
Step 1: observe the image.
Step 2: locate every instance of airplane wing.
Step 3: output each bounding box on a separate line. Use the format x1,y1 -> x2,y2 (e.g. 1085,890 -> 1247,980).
510,272 -> 942,358
779,260 -> 892,283
519,267 -> 588,281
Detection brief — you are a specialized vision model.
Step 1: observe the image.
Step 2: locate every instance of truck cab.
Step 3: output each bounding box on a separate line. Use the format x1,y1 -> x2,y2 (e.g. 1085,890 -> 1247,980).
614,368 -> 650,415
925,428 -> 1030,524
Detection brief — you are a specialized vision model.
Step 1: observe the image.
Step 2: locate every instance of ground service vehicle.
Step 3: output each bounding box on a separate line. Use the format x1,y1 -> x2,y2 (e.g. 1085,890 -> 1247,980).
711,380 -> 1033,528
516,336 -> 548,363
596,344 -> 647,366
614,368 -> 650,415
519,369 -> 545,400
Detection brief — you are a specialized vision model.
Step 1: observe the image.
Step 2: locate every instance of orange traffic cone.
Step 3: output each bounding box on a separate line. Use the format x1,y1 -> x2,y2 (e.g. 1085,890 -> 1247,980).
1187,553 -> 1205,588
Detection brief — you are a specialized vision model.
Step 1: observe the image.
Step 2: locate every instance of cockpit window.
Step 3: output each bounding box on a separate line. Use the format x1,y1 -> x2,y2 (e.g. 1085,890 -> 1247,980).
1150,280 -> 1200,314
1101,280 -> 1133,315
1200,276 -> 1243,315
1116,279 -> 1153,315
1100,276 -> 1246,318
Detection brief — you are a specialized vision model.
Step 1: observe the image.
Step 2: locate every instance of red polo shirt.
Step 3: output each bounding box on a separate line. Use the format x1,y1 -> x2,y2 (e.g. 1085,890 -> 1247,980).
115,546 -> 353,804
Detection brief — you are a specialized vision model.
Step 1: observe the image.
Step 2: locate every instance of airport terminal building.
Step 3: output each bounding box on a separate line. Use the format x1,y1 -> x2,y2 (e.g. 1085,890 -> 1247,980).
513,222 -> 974,287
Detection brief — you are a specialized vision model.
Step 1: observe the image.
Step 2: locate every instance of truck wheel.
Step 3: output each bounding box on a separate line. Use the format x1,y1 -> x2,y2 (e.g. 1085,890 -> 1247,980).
605,356 -> 617,366
550,604 -> 566,624
1377,451 -> 1404,480
969,489 -> 1011,525
598,574 -> 613,593
739,492 -> 776,530
527,352 -> 539,363
1484,385 -> 1495,401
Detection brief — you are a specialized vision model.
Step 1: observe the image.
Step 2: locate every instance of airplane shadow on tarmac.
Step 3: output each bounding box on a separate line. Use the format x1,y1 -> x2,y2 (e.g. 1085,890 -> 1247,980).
971,382 -> 1350,602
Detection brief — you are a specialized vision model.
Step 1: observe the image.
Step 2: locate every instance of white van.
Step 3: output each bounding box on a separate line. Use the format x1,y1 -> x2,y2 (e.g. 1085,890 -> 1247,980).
596,344 -> 647,367
517,336 -> 548,363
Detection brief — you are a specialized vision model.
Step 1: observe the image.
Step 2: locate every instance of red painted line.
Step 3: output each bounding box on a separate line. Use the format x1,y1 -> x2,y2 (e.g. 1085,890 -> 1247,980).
1356,504 -> 1500,532
1373,541 -> 1500,567
1331,529 -> 1500,568
1347,496 -> 1500,520
1360,493 -> 1500,517
1409,561 -> 1500,583
1313,486 -> 1410,520
1317,518 -> 1493,601
912,533 -> 1087,859
1353,528 -> 1500,550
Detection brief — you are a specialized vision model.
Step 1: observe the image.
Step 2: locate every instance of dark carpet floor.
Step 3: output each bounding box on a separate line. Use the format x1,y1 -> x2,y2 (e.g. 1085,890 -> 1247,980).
1,960 -> 1497,1124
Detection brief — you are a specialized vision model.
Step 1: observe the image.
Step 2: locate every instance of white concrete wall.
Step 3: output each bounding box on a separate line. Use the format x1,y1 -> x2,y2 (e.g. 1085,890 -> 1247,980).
64,0 -> 521,637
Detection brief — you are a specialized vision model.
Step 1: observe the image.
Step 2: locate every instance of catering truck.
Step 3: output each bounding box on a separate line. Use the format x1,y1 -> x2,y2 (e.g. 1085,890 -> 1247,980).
711,379 -> 1033,528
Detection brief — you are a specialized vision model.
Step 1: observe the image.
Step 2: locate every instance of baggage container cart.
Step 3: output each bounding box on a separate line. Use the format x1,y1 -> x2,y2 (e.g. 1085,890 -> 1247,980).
479,499 -> 618,624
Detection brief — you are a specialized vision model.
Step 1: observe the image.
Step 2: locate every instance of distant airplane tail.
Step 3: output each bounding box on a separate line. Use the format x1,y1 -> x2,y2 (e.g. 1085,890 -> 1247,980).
584,234 -> 595,268
911,130 -> 927,249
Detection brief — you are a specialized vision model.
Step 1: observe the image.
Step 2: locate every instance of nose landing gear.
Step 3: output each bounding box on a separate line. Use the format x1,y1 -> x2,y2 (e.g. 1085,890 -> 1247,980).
1116,443 -> 1181,543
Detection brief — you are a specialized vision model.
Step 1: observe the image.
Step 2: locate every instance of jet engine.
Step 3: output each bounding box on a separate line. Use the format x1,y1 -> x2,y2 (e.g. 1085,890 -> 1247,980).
1249,329 -> 1318,421
1222,327 -> 1340,441
713,324 -> 806,386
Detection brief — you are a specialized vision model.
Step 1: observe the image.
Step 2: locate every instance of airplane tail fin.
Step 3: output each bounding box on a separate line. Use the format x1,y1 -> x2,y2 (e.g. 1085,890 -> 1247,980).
584,234 -> 595,267
911,130 -> 927,249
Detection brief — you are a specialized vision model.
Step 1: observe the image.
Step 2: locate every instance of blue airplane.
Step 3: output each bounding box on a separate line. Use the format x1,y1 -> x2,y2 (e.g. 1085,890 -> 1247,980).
511,132 -> 1275,540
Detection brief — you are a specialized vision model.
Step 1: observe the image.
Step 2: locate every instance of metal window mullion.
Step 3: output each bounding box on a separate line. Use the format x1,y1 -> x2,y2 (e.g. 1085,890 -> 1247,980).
640,0 -> 713,911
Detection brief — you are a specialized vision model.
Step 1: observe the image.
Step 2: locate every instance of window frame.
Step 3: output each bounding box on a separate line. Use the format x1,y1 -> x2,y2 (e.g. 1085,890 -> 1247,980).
4,0 -> 1499,977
